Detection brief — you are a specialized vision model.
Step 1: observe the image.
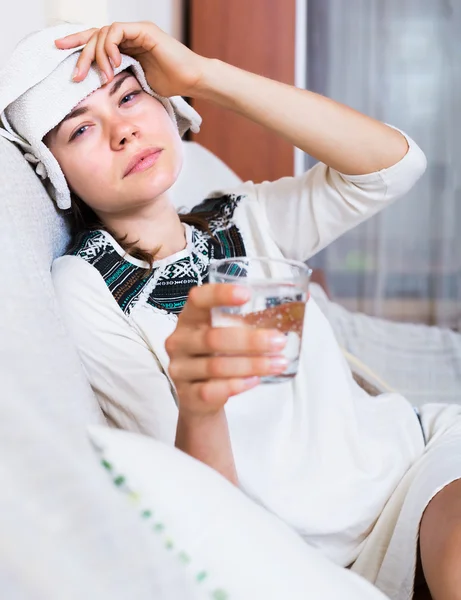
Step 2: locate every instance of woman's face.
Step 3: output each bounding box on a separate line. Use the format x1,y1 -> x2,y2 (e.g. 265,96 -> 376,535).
46,71 -> 183,216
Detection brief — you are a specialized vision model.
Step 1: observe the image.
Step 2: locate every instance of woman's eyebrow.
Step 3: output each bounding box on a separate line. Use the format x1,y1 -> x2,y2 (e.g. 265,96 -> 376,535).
54,106 -> 90,136
53,73 -> 135,137
109,73 -> 135,97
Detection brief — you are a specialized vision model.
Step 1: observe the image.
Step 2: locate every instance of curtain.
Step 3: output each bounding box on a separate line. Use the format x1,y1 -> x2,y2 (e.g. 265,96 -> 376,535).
306,0 -> 461,328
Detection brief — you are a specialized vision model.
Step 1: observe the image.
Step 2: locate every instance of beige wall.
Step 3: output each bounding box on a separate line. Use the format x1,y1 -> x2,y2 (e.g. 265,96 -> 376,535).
46,0 -> 183,37
0,0 -> 183,66
45,0 -> 108,28
107,0 -> 183,39
0,1 -> 47,66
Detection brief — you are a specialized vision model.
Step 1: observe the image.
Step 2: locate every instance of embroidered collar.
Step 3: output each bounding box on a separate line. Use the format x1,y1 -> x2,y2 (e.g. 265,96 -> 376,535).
68,194 -> 247,317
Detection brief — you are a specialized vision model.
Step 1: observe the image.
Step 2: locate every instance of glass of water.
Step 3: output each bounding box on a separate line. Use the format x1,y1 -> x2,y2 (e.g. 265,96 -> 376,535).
208,256 -> 312,384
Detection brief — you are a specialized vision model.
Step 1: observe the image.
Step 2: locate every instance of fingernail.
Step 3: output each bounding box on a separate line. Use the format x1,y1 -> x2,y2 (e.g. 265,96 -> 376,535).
269,333 -> 286,350
269,357 -> 288,372
232,286 -> 250,302
72,67 -> 79,81
101,72 -> 108,85
242,377 -> 260,389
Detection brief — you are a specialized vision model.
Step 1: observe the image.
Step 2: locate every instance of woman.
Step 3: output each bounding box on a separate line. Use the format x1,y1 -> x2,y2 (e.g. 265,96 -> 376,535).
2,21 -> 460,600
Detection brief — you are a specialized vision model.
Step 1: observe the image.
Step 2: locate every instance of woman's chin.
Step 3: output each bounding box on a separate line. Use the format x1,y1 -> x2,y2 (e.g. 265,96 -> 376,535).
131,171 -> 178,199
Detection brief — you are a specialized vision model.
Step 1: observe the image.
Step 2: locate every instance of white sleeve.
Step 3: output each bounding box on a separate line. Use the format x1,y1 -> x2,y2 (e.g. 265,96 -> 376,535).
250,129 -> 427,261
52,256 -> 178,444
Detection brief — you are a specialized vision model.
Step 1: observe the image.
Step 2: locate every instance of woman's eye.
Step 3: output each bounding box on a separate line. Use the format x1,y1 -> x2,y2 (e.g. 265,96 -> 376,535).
121,90 -> 141,105
70,125 -> 89,141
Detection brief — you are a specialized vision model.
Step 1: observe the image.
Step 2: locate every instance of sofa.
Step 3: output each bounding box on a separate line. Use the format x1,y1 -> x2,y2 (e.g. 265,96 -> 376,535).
0,136 -> 243,599
2,132 -> 457,598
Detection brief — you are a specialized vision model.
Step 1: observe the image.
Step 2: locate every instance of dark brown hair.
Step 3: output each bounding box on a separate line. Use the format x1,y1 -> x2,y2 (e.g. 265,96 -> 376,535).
68,192 -> 214,269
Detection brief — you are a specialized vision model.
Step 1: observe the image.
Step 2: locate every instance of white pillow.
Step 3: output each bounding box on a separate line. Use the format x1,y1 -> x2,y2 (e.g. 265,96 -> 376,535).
169,142 -> 243,212
88,426 -> 386,600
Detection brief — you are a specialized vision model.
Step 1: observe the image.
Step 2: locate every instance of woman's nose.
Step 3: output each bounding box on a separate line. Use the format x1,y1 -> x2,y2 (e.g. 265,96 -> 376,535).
110,119 -> 140,150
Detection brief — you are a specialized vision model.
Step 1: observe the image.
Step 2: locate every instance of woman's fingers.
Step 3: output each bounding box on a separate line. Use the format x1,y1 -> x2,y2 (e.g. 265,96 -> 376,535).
55,28 -> 98,49
178,377 -> 261,410
166,325 -> 286,358
95,27 -> 114,82
167,283 -> 288,409
104,25 -> 123,68
169,354 -> 288,383
179,284 -> 250,326
72,30 -> 99,81
56,27 -> 116,83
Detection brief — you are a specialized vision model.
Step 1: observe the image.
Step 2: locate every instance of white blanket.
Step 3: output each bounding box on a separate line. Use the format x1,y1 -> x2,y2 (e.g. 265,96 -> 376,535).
310,283 -> 461,598
311,283 -> 461,406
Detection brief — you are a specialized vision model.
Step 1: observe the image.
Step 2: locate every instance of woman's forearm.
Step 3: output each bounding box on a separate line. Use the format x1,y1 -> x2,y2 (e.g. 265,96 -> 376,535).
195,59 -> 408,176
175,409 -> 238,485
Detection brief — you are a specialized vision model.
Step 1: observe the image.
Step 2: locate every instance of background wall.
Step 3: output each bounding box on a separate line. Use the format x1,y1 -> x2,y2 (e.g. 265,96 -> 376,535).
0,2 -> 47,66
0,0 -> 183,66
106,0 -> 183,39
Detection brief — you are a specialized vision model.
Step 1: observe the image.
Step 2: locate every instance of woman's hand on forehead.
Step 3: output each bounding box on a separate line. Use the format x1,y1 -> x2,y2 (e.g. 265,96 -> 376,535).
55,21 -> 208,98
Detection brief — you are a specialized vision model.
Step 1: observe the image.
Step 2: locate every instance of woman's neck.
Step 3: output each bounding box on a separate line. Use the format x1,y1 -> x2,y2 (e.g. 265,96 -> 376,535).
97,194 -> 187,260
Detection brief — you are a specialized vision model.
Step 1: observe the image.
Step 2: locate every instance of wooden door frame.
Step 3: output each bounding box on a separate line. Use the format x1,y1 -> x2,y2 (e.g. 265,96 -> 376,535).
187,0 -> 302,183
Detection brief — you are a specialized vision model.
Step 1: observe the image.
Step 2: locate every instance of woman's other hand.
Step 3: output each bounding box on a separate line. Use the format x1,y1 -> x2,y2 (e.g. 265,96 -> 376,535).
55,21 -> 208,98
165,284 -> 288,419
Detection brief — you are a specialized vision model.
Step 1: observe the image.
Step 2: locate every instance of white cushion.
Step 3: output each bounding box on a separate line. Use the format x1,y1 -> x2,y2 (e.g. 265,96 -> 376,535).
311,281 -> 461,405
0,136 -> 203,599
88,426 -> 387,600
170,141 -> 243,211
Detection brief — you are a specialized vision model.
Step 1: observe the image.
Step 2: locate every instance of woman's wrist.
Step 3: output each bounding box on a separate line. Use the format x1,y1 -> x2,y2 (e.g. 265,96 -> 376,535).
177,404 -> 226,425
175,406 -> 238,485
171,54 -> 217,100
191,58 -> 235,102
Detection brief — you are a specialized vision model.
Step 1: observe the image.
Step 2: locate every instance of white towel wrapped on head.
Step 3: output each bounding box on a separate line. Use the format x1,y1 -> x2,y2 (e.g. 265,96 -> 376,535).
0,23 -> 202,210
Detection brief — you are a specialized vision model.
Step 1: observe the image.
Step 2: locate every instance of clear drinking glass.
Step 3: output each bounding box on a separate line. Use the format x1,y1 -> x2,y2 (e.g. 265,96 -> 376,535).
208,257 -> 312,384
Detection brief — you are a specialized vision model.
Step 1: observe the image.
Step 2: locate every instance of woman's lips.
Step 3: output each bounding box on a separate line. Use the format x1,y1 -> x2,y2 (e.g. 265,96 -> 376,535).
124,149 -> 163,177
